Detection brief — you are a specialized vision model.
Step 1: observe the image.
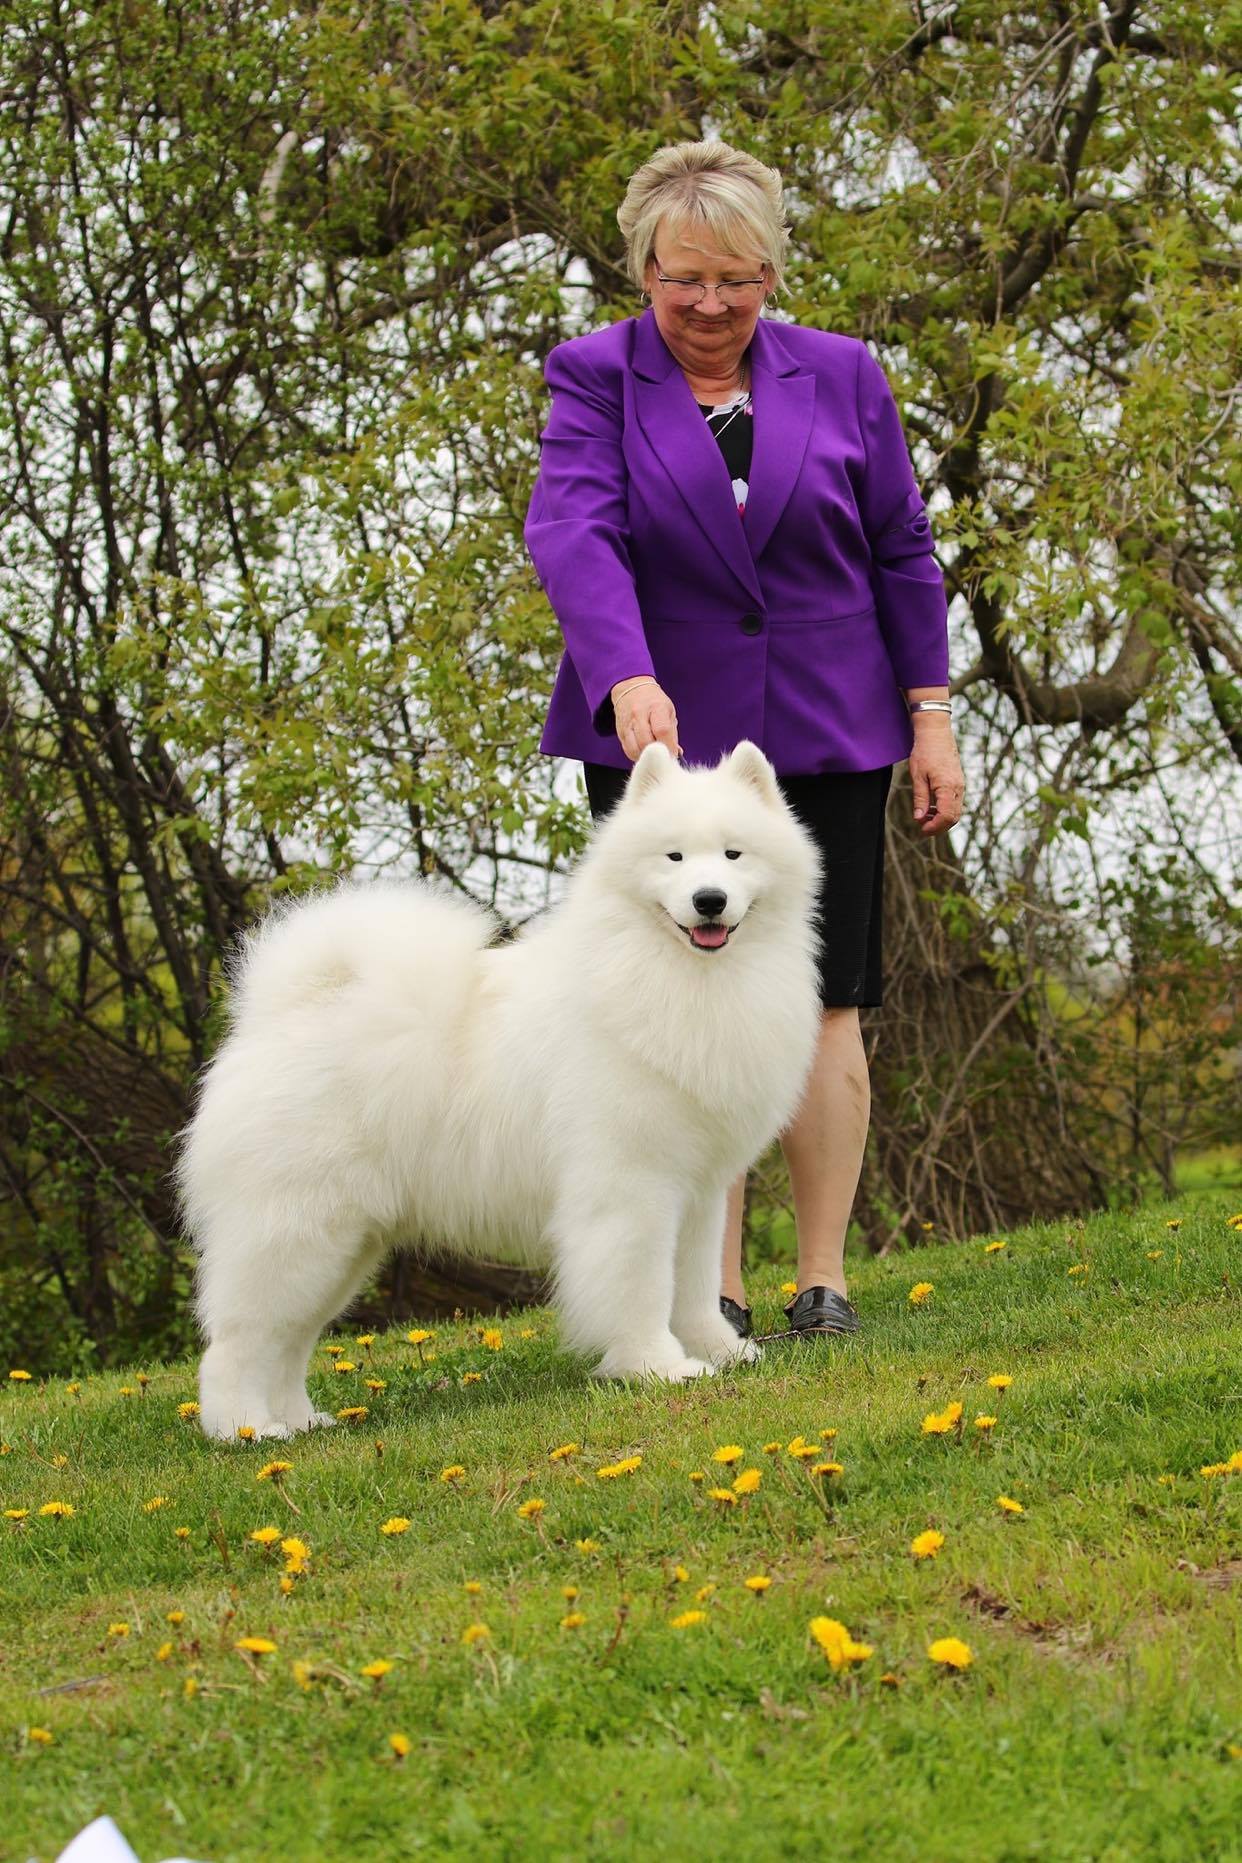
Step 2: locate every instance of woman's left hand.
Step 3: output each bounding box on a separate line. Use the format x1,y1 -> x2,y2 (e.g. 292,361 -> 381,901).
909,723 -> 965,836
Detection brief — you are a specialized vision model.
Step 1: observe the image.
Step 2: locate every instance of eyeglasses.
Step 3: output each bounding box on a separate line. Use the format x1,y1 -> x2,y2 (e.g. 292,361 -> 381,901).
652,255 -> 768,308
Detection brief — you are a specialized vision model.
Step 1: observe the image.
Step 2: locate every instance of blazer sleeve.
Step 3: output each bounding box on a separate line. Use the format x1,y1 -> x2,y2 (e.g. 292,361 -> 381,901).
523,341 -> 656,737
854,344 -> 950,689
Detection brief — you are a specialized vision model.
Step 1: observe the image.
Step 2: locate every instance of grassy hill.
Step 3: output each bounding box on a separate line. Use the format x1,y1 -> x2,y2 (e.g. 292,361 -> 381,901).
3,1193 -> 1240,1862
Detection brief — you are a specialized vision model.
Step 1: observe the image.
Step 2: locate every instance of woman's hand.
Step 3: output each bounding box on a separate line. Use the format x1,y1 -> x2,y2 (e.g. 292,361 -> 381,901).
611,676 -> 683,763
909,719 -> 965,836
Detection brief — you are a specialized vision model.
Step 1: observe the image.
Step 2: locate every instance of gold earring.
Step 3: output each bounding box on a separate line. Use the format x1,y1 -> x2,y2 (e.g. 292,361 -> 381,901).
639,289 -> 652,305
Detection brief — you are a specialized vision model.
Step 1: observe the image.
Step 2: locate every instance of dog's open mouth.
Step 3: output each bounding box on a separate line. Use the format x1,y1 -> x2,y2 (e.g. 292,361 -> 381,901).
678,920 -> 736,951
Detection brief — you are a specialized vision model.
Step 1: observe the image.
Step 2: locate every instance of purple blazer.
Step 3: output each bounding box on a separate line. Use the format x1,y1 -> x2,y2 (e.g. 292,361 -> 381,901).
523,305 -> 950,774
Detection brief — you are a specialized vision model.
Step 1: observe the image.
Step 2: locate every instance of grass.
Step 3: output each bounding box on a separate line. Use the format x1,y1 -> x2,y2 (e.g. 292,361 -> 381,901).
2,1192 -> 1241,1863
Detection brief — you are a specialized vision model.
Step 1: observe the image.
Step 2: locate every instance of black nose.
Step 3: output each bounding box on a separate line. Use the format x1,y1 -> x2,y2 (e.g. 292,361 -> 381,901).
692,888 -> 728,918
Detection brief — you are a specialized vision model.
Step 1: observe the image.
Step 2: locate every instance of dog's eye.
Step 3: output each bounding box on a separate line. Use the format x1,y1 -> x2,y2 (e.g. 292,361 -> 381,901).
725,849 -> 742,860
666,852 -> 683,862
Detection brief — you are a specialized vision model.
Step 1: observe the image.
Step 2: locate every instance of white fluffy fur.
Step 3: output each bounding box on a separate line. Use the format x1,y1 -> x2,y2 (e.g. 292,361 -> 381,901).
176,740 -> 823,1439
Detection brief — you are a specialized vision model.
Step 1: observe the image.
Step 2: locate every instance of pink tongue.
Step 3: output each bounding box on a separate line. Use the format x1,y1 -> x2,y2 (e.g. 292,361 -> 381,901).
691,924 -> 729,949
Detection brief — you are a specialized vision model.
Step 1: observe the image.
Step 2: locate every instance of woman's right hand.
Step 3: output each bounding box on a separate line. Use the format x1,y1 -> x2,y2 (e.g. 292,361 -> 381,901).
610,676 -> 682,764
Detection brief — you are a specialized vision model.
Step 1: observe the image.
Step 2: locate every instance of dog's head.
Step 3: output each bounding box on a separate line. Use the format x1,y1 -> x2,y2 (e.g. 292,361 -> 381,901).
589,741 -> 822,956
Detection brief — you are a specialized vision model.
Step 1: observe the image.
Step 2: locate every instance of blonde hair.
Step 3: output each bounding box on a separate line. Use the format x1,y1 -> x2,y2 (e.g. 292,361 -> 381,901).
616,139 -> 792,299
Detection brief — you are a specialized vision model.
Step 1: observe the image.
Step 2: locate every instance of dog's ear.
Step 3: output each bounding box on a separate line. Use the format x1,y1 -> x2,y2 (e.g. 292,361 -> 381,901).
723,740 -> 782,806
626,741 -> 679,802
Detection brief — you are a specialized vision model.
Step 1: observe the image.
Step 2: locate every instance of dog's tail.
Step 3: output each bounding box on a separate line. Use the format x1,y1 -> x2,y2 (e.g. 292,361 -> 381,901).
223,877 -> 500,1028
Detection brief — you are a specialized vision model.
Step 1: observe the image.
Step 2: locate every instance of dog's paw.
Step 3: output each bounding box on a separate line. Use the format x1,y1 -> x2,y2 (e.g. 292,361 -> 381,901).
677,1318 -> 761,1368
306,1409 -> 338,1431
593,1349 -> 715,1383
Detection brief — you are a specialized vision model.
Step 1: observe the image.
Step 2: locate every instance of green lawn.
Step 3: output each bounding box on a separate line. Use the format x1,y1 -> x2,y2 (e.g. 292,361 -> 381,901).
3,1194 -> 1240,1862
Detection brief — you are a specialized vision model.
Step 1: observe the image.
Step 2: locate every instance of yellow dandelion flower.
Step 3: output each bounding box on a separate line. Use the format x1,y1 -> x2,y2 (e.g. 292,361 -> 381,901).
984,1241 -> 1007,1254
549,1443 -> 579,1461
732,1468 -> 761,1496
575,1538 -> 601,1554
707,1487 -> 738,1506
461,1372 -> 482,1386
279,1575 -> 295,1595
1067,1264 -> 1088,1278
928,1636 -> 973,1669
561,1584 -> 580,1602
911,1529 -> 945,1559
819,1427 -> 838,1441
461,1623 -> 490,1645
183,1676 -> 199,1699
38,1500 -> 74,1518
1156,1474 -> 1176,1486
389,1732 -> 411,1758
1199,1462 -> 1229,1478
744,1575 -> 772,1592
51,1454 -> 69,1469
695,1583 -> 716,1602
256,1461 -> 292,1481
560,1612 -> 586,1629
235,1636 -> 277,1655
987,1374 -> 1013,1391
333,1360 -> 356,1374
66,1383 -> 81,1395
323,1345 -> 344,1357
364,1380 -> 386,1392
673,1566 -> 690,1583
519,1327 -> 537,1338
908,1282 -> 934,1306
688,1470 -> 704,1483
440,1465 -> 466,1483
8,1368 -> 32,1381
780,1280 -> 798,1295
280,1536 -> 310,1573
107,1622 -> 130,1638
235,1426 -> 254,1441
406,1330 -> 434,1346
879,1672 -> 902,1688
136,1374 -> 150,1389
516,1497 -> 545,1518
177,1402 -> 199,1420
119,1385 -> 135,1397
292,1661 -> 314,1690
360,1659 -> 394,1680
355,1334 -> 375,1348
143,1496 -> 169,1513
5,1508 -> 28,1521
464,1580 -> 483,1595
974,1415 -> 998,1432
786,1436 -> 819,1459
921,1220 -> 934,1231
997,1495 -> 1025,1515
1228,1451 -> 1242,1473
166,1610 -> 185,1625
762,1441 -> 783,1455
481,1329 -> 504,1351
337,1406 -> 368,1421
174,1526 -> 191,1540
920,1402 -> 963,1436
809,1616 -> 872,1670
27,1726 -> 54,1742
155,1641 -> 174,1662
1146,1250 -> 1163,1261
670,1609 -> 708,1629
380,1517 -> 410,1536
597,1455 -> 642,1479
811,1461 -> 844,1478
1165,1219 -> 1181,1231
711,1444 -> 744,1465
250,1526 -> 281,1546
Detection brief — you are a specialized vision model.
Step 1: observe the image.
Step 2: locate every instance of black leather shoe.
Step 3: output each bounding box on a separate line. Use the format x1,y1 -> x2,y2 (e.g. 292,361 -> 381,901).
784,1286 -> 859,1336
720,1295 -> 754,1339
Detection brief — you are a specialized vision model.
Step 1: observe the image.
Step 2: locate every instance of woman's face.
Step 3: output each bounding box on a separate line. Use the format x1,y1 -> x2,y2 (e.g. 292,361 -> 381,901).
643,218 -> 768,375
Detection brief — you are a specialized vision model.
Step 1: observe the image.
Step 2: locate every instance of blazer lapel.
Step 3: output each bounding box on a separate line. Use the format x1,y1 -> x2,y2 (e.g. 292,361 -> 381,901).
630,307 -> 814,603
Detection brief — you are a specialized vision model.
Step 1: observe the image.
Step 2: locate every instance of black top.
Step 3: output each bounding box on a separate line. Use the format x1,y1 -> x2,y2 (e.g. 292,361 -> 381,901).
696,387 -> 753,518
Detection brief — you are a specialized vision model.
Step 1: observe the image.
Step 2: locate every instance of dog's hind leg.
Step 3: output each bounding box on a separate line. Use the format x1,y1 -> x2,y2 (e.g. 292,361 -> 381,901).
196,1214 -> 387,1441
548,1170 -> 714,1382
672,1188 -> 761,1368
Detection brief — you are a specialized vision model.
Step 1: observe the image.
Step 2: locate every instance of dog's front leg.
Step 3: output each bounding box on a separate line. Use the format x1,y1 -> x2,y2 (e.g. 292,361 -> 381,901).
671,1187 -> 762,1368
548,1171 -> 714,1382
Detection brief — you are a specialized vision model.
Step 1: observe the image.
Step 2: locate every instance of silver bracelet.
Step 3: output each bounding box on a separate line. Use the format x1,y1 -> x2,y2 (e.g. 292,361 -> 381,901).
907,699 -> 952,716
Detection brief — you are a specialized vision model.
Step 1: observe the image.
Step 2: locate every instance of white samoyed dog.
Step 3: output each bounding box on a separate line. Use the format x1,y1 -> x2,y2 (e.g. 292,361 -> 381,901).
177,740 -> 823,1440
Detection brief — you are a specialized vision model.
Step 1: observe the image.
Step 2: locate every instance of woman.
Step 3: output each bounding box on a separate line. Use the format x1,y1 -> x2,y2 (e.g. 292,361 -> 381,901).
523,140 -> 964,1341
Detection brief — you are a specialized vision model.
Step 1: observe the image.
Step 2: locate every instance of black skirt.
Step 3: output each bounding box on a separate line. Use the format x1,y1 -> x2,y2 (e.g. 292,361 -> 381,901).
581,761 -> 894,1009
